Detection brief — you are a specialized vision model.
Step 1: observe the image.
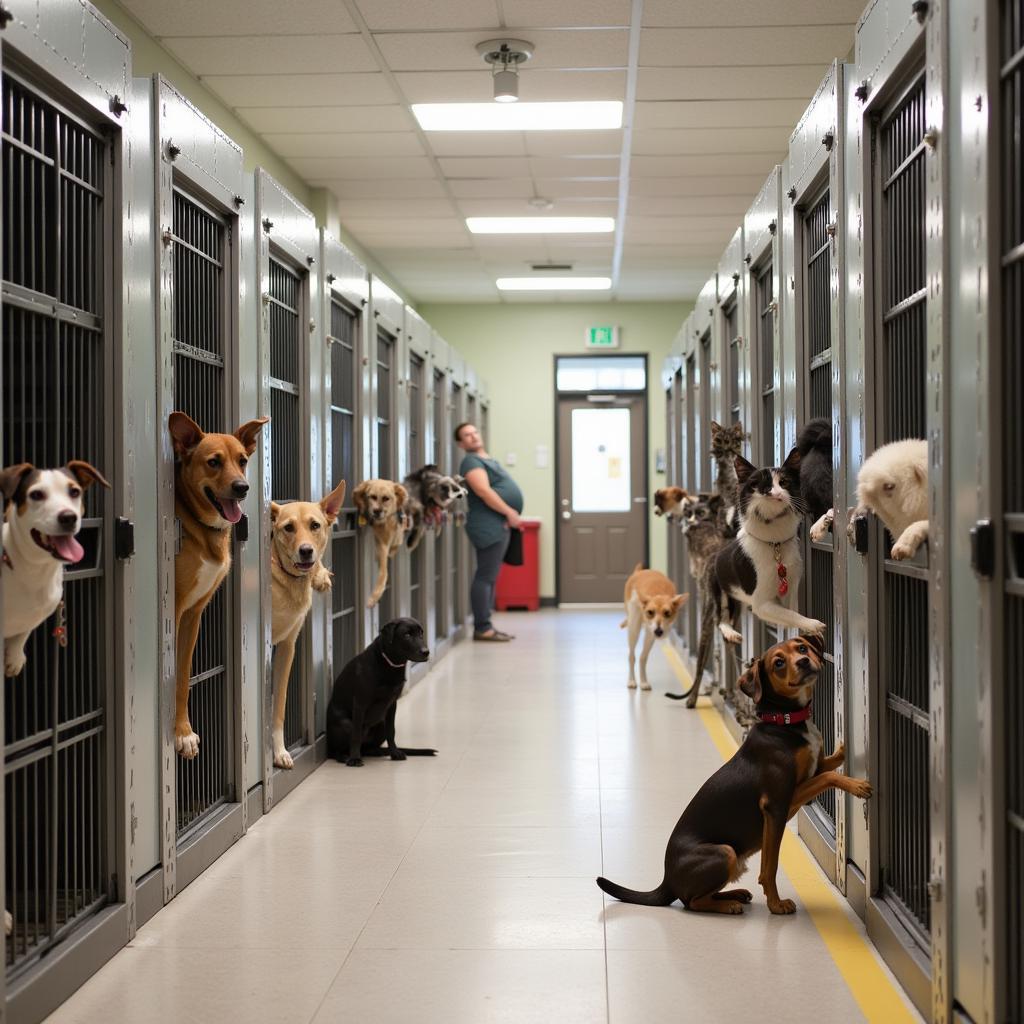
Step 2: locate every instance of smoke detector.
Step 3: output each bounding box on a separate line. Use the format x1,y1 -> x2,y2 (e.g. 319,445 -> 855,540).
476,38 -> 533,103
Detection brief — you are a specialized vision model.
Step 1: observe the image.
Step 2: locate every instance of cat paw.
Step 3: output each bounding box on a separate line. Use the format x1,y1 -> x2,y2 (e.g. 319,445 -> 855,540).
311,565 -> 333,592
890,537 -> 921,561
4,654 -> 25,678
719,625 -> 742,645
804,619 -> 827,637
810,509 -> 834,543
4,910 -> 12,935
850,778 -> 873,799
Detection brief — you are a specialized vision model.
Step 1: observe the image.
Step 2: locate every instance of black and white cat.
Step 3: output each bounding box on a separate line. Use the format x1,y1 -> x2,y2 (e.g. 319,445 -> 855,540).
667,445 -> 826,705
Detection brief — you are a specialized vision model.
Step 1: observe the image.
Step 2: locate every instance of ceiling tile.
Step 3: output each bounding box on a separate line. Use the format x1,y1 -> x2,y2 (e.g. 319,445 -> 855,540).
631,126 -> 790,155
523,130 -> 622,156
237,106 -> 414,133
395,68 -> 626,103
355,0 -> 500,31
325,179 -> 450,198
200,74 -> 397,108
448,178 -> 537,198
500,0 -> 631,28
456,198 -> 618,217
628,174 -> 766,197
424,133 -> 528,157
438,156 -> 533,177
119,0 -> 358,36
263,132 -> 426,158
334,199 -> 458,219
628,195 -> 748,216
637,65 -> 835,100
629,153 -> 782,177
643,0 -> 865,27
163,34 -> 377,75
638,26 -> 854,68
634,98 -> 808,129
375,29 -> 628,71
527,156 -> 621,177
287,156 -> 438,179
533,178 -> 618,198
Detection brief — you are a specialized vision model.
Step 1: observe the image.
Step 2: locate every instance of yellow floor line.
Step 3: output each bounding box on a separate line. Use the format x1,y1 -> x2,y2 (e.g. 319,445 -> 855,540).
695,705 -> 918,1024
660,640 -> 694,695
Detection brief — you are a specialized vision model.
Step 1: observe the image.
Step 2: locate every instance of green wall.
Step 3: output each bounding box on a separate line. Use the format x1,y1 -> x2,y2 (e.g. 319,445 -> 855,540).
419,301 -> 693,600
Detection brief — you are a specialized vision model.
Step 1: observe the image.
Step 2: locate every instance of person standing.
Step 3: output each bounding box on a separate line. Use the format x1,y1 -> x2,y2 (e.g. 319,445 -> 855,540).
455,421 -> 524,642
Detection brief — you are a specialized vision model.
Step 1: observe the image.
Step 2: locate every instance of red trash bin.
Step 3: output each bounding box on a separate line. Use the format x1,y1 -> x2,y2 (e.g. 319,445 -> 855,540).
495,517 -> 541,611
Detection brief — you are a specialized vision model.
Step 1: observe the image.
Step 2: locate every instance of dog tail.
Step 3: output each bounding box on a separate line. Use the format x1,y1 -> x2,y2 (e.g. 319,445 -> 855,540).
632,561 -> 644,574
399,747 -> 437,756
619,617 -> 627,629
665,571 -> 717,703
796,417 -> 831,458
596,876 -> 674,907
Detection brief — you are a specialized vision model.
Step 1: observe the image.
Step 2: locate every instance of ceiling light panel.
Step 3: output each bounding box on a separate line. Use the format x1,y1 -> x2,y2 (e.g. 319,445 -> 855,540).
496,277 -> 612,291
412,101 -> 623,132
467,217 -> 615,234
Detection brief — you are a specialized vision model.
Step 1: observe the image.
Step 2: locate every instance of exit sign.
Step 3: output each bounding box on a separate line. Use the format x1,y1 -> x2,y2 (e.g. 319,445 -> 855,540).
586,325 -> 619,349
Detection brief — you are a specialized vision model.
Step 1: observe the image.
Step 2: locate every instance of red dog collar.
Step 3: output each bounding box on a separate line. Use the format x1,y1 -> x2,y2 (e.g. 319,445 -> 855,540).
758,704 -> 812,726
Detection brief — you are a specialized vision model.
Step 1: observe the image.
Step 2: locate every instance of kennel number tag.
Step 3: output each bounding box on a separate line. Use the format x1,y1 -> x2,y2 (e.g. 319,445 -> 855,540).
585,325 -> 619,350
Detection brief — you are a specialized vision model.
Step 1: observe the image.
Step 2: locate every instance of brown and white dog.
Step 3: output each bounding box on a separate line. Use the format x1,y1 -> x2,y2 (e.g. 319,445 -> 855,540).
170,411 -> 267,758
653,486 -> 692,522
353,479 -> 408,609
269,479 -> 346,769
1,461 -> 110,678
620,563 -> 688,690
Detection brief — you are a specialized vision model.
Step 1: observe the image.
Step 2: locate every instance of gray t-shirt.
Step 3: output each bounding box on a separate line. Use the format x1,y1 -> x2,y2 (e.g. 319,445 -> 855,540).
459,453 -> 524,549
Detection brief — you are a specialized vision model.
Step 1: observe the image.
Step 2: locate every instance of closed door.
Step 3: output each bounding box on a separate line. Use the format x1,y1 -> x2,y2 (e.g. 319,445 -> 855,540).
557,396 -> 646,603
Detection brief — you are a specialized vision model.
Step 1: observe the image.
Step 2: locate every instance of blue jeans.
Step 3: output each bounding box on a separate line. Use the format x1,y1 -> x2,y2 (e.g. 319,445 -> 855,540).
471,532 -> 510,633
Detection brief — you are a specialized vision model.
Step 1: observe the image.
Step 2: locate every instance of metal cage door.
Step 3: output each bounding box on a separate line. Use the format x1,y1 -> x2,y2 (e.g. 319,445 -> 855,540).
431,366 -> 449,641
2,67 -> 117,974
406,351 -> 426,629
374,325 -> 397,624
449,380 -> 466,626
268,253 -> 310,755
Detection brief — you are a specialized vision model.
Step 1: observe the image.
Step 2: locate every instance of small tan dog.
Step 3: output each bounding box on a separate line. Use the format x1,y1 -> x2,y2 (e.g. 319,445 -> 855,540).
653,486 -> 692,522
170,411 -> 268,758
621,563 -> 688,690
811,438 -> 928,560
353,479 -> 408,608
270,479 -> 347,769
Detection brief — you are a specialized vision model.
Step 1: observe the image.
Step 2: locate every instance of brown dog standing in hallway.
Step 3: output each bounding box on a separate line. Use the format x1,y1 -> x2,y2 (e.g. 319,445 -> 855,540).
170,411 -> 267,759
598,634 -> 871,914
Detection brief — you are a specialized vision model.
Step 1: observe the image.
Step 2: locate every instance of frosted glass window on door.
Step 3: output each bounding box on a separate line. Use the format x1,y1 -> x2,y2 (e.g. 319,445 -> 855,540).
571,407 -> 630,512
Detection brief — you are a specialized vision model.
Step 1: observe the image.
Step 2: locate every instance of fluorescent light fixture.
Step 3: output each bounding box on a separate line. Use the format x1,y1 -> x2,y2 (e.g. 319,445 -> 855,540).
412,101 -> 623,132
496,277 -> 611,291
467,217 -> 614,234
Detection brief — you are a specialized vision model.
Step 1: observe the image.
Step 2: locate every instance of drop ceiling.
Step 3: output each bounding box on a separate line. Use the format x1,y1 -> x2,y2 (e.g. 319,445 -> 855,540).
121,0 -> 864,302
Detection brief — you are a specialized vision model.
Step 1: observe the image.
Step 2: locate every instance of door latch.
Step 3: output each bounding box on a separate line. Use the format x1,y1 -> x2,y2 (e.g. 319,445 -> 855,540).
969,519 -> 995,579
853,514 -> 870,555
114,517 -> 135,560
235,513 -> 249,544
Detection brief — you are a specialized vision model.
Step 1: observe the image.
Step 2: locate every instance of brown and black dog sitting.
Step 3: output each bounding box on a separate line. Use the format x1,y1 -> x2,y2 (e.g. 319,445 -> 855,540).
170,411 -> 267,759
598,634 -> 871,915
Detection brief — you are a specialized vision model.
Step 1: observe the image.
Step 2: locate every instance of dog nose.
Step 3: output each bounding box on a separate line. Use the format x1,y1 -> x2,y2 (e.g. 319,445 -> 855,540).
298,544 -> 314,560
231,479 -> 249,498
797,657 -> 810,670
57,510 -> 78,528
654,627 -> 664,638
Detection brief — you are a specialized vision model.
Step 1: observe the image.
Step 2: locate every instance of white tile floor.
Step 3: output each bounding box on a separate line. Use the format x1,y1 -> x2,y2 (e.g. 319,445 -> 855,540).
47,610 -> 919,1024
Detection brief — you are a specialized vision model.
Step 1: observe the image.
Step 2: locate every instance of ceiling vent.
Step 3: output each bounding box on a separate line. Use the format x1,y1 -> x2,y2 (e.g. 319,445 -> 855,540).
531,263 -> 574,272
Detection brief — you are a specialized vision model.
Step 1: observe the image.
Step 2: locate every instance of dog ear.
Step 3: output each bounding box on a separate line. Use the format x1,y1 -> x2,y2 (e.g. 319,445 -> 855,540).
66,460 -> 111,491
672,594 -> 688,611
912,460 -> 927,486
321,479 -> 347,523
782,445 -> 802,474
379,619 -> 399,652
234,417 -> 269,456
393,484 -> 408,508
353,482 -> 368,512
270,501 -> 281,525
734,454 -> 757,486
803,632 -> 825,657
168,412 -> 204,457
738,660 -> 764,703
0,463 -> 35,502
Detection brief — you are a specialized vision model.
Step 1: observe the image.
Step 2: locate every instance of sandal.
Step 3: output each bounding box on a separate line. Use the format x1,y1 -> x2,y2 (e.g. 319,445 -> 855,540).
473,629 -> 514,642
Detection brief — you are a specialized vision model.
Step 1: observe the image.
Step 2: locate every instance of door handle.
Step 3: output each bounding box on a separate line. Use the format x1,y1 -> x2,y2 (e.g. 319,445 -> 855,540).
560,498 -> 569,507
561,511 -> 571,521
633,496 -> 647,504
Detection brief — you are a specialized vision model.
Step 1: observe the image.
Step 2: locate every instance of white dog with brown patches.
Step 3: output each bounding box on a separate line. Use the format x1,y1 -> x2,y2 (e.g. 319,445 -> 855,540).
621,563 -> 688,690
1,461 -> 110,678
810,438 -> 928,560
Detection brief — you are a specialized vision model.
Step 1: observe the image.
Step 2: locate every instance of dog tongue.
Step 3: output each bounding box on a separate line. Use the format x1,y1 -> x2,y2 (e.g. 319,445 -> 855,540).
220,498 -> 242,524
51,534 -> 84,563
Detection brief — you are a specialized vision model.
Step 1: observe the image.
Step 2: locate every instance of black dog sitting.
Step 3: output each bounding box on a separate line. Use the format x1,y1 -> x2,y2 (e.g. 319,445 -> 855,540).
326,617 -> 436,767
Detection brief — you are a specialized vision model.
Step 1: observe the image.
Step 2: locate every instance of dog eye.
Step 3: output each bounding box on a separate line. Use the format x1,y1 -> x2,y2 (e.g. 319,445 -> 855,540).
883,482 -> 895,492
207,457 -> 220,468
382,496 -> 390,502
284,523 -> 295,533
29,489 -> 45,501
239,457 -> 248,468
310,521 -> 321,530
774,657 -> 786,669
646,610 -> 655,617
798,644 -> 807,653
68,486 -> 81,499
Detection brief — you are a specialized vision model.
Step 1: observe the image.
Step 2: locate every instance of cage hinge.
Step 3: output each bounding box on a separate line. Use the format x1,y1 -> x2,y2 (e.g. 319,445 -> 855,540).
855,80 -> 870,103
0,5 -> 12,28
234,514 -> 249,544
787,186 -> 797,201
326,273 -> 336,284
166,141 -> 180,161
821,130 -> 835,151
975,879 -> 987,926
927,876 -> 942,902
969,519 -> 995,579
233,194 -> 245,208
744,253 -> 752,265
853,514 -> 870,555
911,0 -> 929,23
923,128 -> 939,150
309,318 -> 316,334
109,95 -> 128,118
768,219 -> 777,236
732,271 -> 740,284
262,218 -> 274,234
307,255 -> 316,267
114,518 -> 135,560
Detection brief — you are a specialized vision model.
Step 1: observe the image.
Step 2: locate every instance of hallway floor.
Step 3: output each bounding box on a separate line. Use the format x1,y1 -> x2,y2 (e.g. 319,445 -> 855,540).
48,611 -> 920,1023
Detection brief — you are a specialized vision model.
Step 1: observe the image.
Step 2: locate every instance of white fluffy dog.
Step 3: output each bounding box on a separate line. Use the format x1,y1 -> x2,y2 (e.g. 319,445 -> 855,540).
810,439 -> 928,560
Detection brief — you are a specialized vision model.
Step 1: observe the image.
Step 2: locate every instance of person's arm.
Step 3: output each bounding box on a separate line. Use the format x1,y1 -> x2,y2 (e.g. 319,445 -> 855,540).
463,467 -> 522,528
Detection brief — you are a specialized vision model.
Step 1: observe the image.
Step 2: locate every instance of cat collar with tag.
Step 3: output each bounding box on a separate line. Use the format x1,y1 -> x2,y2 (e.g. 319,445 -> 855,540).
771,542 -> 789,597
